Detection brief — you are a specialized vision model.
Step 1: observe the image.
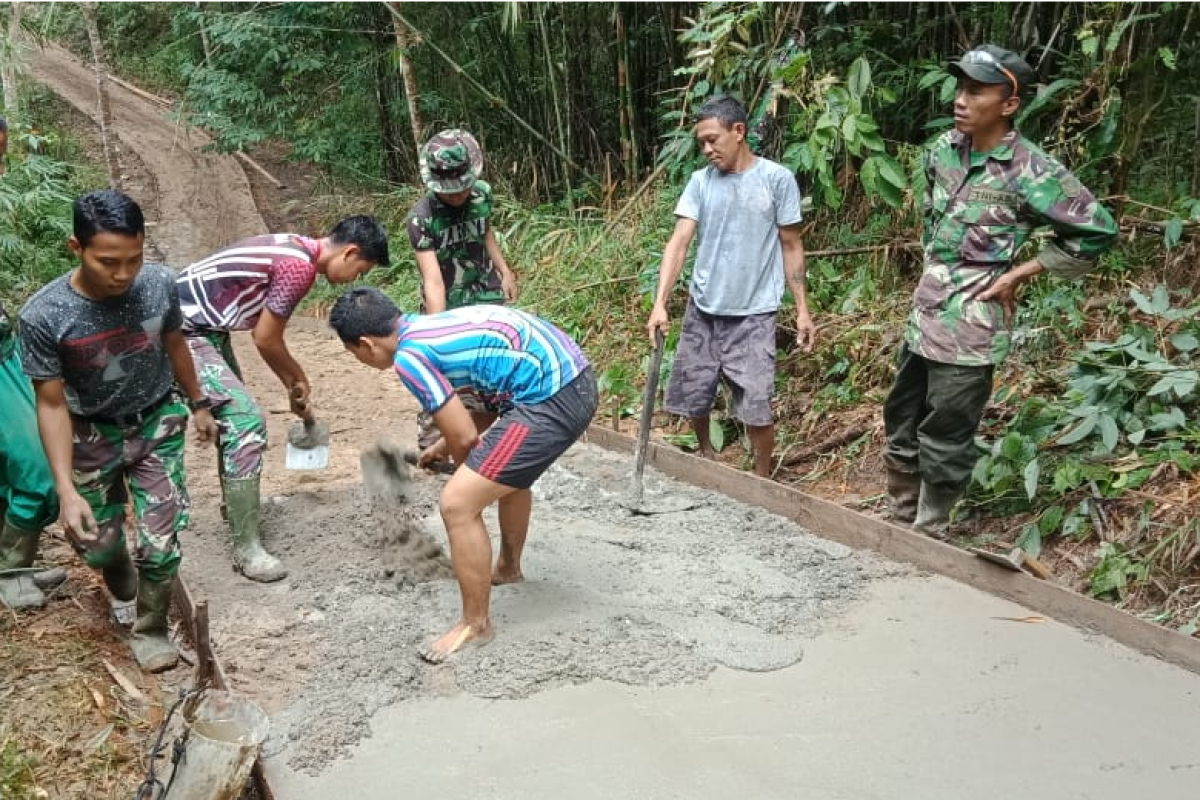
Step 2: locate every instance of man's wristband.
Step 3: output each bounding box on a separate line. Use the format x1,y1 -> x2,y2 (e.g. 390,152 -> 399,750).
186,395 -> 214,412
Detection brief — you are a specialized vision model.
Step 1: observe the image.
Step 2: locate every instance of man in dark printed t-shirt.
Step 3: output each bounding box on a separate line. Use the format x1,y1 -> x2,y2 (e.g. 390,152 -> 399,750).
20,189 -> 216,673
175,217 -> 389,582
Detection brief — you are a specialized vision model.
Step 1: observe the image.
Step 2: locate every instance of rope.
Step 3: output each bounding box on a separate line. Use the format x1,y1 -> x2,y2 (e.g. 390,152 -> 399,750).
133,685 -> 205,800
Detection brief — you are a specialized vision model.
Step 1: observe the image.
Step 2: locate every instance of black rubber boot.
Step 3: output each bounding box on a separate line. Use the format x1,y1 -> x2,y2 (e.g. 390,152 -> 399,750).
913,482 -> 963,541
885,469 -> 920,524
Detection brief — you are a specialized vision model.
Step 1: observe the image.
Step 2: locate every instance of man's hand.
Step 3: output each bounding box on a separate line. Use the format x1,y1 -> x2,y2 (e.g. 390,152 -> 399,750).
976,274 -> 1022,319
977,259 -> 1044,323
647,304 -> 669,347
192,408 -> 218,444
501,270 -> 519,303
795,307 -> 816,353
289,381 -> 313,420
417,438 -> 450,469
58,489 -> 98,543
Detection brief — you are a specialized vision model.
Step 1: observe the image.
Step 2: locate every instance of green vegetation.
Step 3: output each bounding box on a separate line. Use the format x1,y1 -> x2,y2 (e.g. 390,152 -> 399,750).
2,2 -> 1198,625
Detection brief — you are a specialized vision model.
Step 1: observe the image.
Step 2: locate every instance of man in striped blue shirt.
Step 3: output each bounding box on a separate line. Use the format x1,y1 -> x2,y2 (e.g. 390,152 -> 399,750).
330,287 -> 597,663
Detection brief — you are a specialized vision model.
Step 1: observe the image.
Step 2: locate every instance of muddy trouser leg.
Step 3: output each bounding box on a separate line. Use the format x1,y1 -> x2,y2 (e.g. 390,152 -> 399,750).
124,402 -> 190,672
185,333 -> 282,581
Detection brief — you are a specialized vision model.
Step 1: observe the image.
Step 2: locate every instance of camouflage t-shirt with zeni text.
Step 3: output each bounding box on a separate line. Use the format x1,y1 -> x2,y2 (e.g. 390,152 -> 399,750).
907,128 -> 1118,366
406,179 -> 504,310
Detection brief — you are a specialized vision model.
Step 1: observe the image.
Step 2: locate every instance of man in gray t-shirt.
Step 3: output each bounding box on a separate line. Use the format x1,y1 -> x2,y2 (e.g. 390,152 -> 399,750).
19,189 -> 215,673
647,95 -> 816,477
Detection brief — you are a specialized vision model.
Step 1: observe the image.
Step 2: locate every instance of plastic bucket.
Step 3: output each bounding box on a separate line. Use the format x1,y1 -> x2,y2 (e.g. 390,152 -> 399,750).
167,690 -> 270,800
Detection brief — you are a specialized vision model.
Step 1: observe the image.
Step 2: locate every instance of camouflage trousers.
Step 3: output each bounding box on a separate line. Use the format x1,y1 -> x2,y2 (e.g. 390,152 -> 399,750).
71,398 -> 190,582
186,333 -> 267,479
0,342 -> 57,530
882,343 -> 994,492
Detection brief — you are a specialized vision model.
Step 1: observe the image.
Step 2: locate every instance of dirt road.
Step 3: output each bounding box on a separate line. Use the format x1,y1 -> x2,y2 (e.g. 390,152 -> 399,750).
28,42 -> 263,264
31,42 -> 1200,800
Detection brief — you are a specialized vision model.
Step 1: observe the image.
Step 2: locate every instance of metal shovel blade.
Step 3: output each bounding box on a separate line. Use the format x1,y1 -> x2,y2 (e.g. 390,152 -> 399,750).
286,419 -> 330,470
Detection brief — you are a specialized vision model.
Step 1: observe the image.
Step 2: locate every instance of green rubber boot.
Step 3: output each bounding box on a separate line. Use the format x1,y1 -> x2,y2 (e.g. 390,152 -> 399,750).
223,477 -> 287,583
0,520 -> 46,609
885,468 -> 920,525
129,573 -> 179,673
913,482 -> 963,541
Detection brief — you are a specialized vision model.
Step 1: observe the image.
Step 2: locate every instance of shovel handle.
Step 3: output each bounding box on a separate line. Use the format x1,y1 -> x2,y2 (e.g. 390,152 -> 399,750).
632,330 -> 665,486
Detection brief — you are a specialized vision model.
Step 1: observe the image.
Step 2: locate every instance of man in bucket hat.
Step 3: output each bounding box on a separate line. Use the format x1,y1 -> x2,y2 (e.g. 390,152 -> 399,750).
881,45 -> 1118,539
407,129 -> 519,466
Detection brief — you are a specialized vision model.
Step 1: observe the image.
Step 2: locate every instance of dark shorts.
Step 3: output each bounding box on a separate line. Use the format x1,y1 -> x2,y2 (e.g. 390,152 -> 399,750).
664,299 -> 777,427
465,368 -> 597,489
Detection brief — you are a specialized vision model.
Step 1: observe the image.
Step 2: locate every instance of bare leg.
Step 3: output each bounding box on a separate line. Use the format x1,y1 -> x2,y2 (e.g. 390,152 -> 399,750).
692,415 -> 717,460
747,423 -> 775,478
493,488 -> 531,585
420,467 -> 510,663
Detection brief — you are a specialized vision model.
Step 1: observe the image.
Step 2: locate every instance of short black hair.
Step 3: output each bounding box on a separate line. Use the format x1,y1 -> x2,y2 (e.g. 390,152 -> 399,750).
329,286 -> 401,343
695,95 -> 748,129
329,215 -> 390,268
0,116 -> 8,132
73,189 -> 145,247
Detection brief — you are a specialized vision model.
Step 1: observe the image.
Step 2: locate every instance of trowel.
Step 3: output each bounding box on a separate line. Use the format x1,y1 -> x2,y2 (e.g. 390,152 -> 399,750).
285,392 -> 330,470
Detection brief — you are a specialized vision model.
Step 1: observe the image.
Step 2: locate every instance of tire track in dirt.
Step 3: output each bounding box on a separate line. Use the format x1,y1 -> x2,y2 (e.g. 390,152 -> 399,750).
28,42 -> 263,265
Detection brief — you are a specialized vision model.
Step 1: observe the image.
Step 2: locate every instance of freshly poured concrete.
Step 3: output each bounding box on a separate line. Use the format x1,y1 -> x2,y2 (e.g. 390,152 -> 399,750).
267,574 -> 1200,799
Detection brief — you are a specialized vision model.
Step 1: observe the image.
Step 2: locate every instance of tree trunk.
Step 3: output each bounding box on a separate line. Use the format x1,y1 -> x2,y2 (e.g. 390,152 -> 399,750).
389,3 -> 424,158
2,2 -> 22,116
81,2 -> 121,190
194,1 -> 213,69
615,4 -> 637,188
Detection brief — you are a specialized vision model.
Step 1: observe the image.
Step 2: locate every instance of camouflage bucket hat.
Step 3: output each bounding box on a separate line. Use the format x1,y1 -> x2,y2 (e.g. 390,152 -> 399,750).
419,129 -> 484,194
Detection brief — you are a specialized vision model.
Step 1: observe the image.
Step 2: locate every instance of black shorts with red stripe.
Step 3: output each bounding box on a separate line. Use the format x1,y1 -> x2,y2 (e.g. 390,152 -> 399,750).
465,367 -> 597,489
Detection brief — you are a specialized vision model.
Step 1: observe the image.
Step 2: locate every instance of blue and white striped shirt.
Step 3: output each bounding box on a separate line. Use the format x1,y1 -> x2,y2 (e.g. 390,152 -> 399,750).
393,305 -> 589,414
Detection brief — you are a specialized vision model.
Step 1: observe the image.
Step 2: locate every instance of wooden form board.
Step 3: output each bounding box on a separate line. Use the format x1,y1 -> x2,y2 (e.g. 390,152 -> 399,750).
583,425 -> 1200,676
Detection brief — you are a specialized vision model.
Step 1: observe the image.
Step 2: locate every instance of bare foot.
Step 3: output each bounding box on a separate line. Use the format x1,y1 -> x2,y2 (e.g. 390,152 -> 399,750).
418,620 -> 494,664
698,447 -> 717,461
491,566 -> 525,586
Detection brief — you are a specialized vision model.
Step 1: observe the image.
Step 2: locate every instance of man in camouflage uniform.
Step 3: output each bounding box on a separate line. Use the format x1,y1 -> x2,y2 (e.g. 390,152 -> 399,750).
883,45 -> 1119,538
407,129 -> 518,457
20,190 -> 217,671
0,300 -> 59,609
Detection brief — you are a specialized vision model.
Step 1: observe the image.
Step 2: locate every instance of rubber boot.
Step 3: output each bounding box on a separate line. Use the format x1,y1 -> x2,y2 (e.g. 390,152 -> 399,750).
103,545 -> 139,627
885,468 -> 920,524
913,482 -> 963,541
223,476 -> 287,583
0,520 -> 45,609
129,573 -> 179,673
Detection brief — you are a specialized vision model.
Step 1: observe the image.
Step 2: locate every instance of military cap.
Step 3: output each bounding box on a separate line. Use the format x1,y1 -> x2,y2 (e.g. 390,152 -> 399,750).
948,45 -> 1035,96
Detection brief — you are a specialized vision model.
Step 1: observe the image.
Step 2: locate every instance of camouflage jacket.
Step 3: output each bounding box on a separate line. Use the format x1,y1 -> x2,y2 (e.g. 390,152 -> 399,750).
906,128 -> 1118,366
406,179 -> 504,311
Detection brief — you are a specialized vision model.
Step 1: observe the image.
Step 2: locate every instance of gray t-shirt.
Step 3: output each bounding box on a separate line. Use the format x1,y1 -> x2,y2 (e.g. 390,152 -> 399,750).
19,263 -> 183,418
675,157 -> 803,315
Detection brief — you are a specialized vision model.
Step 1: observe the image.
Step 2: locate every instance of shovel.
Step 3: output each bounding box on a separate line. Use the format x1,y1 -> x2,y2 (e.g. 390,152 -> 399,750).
622,330 -> 702,515
285,390 -> 330,471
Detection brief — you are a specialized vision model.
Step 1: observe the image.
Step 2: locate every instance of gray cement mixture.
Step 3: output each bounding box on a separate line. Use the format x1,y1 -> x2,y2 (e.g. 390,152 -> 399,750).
265,443 -> 896,773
